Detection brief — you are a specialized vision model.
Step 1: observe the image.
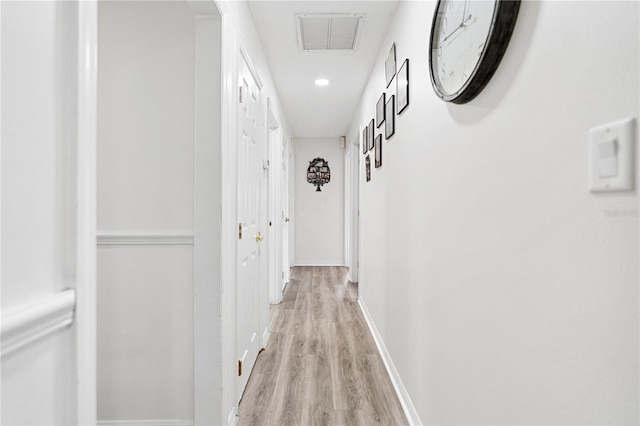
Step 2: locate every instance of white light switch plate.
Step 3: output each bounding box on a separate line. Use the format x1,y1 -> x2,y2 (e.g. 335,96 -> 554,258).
589,118 -> 635,193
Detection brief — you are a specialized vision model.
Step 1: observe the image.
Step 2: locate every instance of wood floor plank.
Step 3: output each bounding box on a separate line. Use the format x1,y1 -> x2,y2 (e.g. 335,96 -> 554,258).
333,409 -> 361,426
344,302 -> 378,355
238,266 -> 407,426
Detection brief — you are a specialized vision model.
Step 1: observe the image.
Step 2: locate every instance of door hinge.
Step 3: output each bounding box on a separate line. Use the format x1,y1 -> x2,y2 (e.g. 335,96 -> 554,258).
238,359 -> 242,376
238,223 -> 243,240
239,86 -> 243,103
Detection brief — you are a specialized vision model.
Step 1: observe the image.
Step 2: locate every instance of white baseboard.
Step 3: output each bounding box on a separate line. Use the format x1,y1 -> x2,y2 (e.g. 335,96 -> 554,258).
293,263 -> 345,267
227,406 -> 238,426
97,420 -> 193,426
262,324 -> 270,347
358,298 -> 423,426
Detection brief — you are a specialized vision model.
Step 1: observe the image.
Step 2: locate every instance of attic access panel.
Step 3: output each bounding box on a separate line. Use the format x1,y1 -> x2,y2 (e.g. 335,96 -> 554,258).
296,13 -> 366,51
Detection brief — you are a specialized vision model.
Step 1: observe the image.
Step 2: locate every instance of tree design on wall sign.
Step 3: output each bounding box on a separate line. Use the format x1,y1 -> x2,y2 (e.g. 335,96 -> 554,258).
307,157 -> 331,192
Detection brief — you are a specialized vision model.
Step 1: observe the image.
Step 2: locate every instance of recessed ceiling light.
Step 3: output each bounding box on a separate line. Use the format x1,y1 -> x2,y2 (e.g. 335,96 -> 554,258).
315,78 -> 330,86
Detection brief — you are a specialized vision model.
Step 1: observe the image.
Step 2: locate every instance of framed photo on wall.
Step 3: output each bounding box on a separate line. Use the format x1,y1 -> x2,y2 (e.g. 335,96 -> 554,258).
363,125 -> 368,154
397,59 -> 410,114
385,43 -> 397,88
375,134 -> 382,168
368,119 -> 375,151
385,95 -> 395,139
376,93 -> 385,128
365,155 -> 371,182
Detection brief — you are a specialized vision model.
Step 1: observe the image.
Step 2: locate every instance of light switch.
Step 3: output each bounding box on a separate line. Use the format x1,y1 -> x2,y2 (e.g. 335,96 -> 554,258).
597,139 -> 618,178
589,118 -> 635,192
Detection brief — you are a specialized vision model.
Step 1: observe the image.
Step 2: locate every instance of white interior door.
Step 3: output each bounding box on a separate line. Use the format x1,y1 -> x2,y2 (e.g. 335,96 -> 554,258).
345,150 -> 352,269
281,137 -> 291,285
289,147 -> 295,269
236,50 -> 262,403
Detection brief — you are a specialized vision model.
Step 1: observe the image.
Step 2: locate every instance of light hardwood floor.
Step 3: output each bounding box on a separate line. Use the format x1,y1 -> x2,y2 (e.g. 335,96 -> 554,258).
238,266 -> 408,426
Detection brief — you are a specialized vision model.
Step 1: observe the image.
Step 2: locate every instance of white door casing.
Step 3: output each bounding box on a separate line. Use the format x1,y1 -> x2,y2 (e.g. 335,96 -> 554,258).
236,45 -> 263,404
191,1 -> 223,424
267,102 -> 281,305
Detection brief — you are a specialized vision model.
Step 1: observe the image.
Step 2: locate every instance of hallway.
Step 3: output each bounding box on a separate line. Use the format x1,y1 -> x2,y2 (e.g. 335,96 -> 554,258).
238,267 -> 408,426
2,1 -> 639,424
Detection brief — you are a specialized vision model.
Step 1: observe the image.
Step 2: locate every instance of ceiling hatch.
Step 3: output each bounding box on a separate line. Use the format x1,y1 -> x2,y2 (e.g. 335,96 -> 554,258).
296,13 -> 365,51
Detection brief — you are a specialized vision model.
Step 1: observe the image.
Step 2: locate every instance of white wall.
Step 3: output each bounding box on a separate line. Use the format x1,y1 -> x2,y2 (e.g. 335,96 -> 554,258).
294,137 -> 344,266
349,1 -> 639,424
97,2 -> 195,423
1,2 -> 79,424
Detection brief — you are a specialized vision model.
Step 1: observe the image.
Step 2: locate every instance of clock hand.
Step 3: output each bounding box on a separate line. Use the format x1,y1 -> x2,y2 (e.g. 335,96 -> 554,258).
440,14 -> 474,46
462,0 -> 470,26
461,13 -> 474,28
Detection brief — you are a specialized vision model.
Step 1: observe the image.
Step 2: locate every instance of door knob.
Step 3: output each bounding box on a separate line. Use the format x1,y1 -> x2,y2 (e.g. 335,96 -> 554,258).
255,232 -> 263,242
284,218 -> 290,223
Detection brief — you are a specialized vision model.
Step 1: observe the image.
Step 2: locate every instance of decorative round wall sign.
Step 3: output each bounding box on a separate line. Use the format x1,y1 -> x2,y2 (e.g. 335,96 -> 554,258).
428,0 -> 520,104
307,158 -> 330,192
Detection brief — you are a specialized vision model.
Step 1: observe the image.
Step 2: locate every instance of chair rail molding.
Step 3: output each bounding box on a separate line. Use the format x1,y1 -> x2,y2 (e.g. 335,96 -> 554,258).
1,289 -> 76,358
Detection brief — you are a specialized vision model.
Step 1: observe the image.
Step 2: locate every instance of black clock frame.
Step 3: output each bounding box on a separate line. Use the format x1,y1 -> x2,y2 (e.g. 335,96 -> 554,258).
428,0 -> 520,104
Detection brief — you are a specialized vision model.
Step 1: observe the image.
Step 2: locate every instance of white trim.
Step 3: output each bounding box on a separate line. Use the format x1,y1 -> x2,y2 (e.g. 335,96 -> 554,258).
192,5 -> 223,425
1,290 -> 76,358
219,19 -> 238,426
76,1 -> 98,423
214,0 -> 229,15
97,234 -> 194,246
349,138 -> 360,283
0,0 -> 4,395
267,99 -> 282,305
227,407 -> 238,426
261,325 -> 270,348
294,263 -> 345,267
358,298 -> 423,426
238,39 -> 263,90
98,420 -> 193,426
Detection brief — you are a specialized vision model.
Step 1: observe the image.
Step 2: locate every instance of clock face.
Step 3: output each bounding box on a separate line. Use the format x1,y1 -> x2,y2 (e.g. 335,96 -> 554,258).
429,0 -> 520,104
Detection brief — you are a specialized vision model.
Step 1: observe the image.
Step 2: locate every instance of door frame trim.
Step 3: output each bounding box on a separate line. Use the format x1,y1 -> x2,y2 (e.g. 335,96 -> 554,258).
267,100 -> 281,305
76,1 -> 98,423
190,1 -> 224,424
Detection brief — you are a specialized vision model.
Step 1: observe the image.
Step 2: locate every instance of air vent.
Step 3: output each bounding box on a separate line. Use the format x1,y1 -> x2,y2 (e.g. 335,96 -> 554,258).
296,13 -> 365,51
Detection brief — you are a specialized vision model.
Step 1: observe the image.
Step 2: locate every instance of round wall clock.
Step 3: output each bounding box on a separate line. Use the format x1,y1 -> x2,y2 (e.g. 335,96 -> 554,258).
429,0 -> 520,104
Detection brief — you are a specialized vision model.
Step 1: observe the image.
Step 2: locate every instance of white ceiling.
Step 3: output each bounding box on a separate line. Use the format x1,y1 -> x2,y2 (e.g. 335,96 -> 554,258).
248,1 -> 399,138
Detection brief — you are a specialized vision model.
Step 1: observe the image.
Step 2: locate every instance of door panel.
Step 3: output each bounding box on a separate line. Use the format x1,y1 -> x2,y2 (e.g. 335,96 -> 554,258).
236,53 -> 262,403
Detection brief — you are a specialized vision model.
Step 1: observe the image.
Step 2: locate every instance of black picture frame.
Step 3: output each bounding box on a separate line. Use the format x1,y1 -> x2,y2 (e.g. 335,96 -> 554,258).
376,93 -> 385,128
365,155 -> 371,182
375,134 -> 382,168
368,119 -> 375,151
385,95 -> 395,139
397,59 -> 409,114
362,125 -> 368,154
385,43 -> 397,88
